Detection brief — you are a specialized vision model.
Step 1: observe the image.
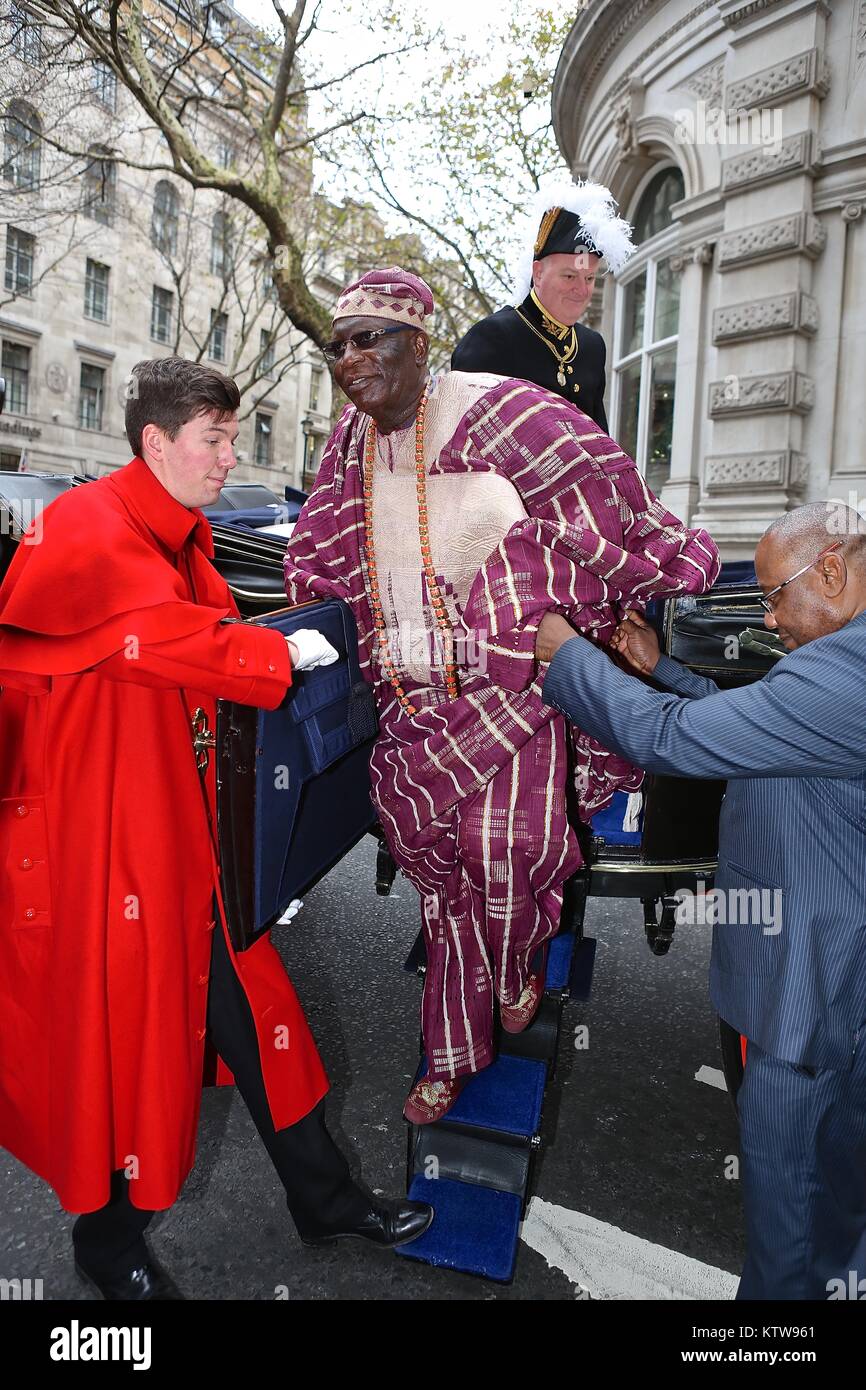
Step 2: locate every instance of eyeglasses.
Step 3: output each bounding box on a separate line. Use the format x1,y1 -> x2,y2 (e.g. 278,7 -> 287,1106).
758,541 -> 844,614
322,324 -> 413,365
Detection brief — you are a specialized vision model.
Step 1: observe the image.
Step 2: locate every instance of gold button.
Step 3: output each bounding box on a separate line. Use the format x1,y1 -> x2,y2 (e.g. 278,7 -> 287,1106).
20,857 -> 33,870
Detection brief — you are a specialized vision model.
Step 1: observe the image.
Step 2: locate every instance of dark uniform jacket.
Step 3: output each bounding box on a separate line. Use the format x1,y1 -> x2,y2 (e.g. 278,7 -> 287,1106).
451,293 -> 609,432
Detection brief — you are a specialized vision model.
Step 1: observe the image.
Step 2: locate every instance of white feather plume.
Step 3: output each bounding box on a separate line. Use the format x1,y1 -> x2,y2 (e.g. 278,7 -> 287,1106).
511,179 -> 636,304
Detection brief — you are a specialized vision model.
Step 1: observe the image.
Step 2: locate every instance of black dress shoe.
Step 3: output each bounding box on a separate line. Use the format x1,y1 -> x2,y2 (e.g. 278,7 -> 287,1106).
298,1196 -> 433,1249
74,1257 -> 185,1301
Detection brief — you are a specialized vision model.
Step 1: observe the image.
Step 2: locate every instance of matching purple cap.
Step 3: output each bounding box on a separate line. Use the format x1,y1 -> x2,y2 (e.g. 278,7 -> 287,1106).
333,266 -> 434,329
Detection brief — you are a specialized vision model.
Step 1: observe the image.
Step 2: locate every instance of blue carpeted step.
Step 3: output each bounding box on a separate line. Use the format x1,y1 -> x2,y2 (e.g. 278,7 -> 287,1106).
396,1175 -> 523,1282
590,788 -> 643,845
415,1053 -> 546,1138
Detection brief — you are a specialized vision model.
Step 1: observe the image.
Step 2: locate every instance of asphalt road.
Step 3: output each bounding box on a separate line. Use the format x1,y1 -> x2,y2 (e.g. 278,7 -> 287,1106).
0,834 -> 745,1300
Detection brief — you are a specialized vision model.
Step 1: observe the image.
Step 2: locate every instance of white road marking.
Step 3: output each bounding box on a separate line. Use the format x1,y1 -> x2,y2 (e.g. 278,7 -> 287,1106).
520,1197 -> 739,1300
695,1065 -> 728,1090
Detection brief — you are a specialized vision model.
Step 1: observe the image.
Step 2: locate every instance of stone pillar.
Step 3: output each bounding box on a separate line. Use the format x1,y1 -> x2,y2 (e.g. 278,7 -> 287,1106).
691,1 -> 831,556
663,244 -> 714,521
827,204 -> 866,510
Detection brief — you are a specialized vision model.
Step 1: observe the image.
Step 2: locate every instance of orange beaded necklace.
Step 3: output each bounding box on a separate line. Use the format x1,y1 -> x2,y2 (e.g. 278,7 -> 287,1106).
362,390 -> 460,716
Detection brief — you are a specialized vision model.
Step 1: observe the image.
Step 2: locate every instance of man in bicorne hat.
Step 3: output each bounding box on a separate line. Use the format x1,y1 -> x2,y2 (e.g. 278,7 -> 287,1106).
451,182 -> 636,432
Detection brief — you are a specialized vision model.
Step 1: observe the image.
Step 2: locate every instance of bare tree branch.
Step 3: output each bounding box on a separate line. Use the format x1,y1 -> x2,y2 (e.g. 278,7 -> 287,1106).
267,0 -> 306,138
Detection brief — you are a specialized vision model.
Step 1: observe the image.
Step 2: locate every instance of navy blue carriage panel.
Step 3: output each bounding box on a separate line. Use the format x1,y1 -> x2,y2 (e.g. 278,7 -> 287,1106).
216,600 -> 378,950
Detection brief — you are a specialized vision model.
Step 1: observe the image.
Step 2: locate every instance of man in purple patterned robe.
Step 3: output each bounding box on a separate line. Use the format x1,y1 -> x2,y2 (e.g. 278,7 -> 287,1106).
283,267 -> 720,1124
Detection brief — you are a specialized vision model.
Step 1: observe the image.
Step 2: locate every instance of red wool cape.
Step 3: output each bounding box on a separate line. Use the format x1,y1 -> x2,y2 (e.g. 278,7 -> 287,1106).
0,458 -> 328,1213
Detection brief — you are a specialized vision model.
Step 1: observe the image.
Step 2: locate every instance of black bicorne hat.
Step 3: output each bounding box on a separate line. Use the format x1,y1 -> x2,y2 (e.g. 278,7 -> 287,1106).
534,208 -> 603,261
513,181 -> 636,303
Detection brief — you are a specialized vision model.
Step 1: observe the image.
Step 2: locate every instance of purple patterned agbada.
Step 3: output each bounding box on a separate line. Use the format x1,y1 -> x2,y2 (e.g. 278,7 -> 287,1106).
284,377 -> 720,1079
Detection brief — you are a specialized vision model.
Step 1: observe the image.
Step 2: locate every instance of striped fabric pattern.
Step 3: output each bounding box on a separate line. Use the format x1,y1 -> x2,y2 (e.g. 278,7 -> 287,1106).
284,377 -> 719,1077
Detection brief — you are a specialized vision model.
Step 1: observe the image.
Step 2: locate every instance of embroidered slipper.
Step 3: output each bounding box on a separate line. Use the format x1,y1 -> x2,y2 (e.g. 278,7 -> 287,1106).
500,944 -> 549,1034
402,1075 -> 466,1126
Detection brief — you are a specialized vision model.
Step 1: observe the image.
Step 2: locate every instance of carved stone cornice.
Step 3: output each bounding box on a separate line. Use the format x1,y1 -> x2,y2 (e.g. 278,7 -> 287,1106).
708,371 -> 815,417
704,450 -> 809,492
718,0 -> 816,27
724,48 -> 829,110
0,314 -> 41,341
716,212 -> 826,270
553,0 -> 718,169
677,56 -> 726,107
712,291 -> 818,343
669,240 -> 716,274
721,131 -> 818,194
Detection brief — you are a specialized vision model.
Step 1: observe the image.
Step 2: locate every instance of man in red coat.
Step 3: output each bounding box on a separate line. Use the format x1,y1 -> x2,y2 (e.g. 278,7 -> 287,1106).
0,356 -> 431,1299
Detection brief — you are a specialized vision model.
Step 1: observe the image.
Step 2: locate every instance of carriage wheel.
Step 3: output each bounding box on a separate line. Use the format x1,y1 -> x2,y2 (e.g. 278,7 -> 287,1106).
718,1016 -> 746,1115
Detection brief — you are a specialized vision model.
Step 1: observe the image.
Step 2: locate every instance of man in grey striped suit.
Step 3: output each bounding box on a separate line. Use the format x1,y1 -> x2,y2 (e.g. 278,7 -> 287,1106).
536,504 -> 866,1301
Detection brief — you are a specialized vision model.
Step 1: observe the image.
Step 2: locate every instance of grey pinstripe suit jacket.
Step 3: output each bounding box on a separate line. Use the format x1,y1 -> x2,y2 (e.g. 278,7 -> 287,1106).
543,612 -> 866,1069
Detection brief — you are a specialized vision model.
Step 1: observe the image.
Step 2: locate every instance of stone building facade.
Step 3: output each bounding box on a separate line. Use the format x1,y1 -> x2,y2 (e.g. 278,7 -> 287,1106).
0,1 -> 334,494
553,0 -> 866,556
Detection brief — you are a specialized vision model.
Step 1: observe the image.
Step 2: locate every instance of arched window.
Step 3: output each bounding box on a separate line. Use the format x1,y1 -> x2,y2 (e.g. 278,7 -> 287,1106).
82,145 -> 116,225
151,180 -> 180,257
632,167 -> 685,242
612,166 -> 685,495
3,101 -> 41,189
210,209 -> 234,278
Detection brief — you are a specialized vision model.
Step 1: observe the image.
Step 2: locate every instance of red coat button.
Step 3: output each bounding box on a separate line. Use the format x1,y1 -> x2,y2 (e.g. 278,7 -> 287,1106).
268,663 -> 277,673
15,805 -> 29,818
24,908 -> 37,921
195,1027 -> 207,1041
197,974 -> 208,986
237,656 -> 247,667
20,858 -> 33,870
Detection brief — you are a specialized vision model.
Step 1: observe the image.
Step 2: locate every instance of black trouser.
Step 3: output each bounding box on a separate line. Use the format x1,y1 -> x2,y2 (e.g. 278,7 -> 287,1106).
73,920 -> 366,1279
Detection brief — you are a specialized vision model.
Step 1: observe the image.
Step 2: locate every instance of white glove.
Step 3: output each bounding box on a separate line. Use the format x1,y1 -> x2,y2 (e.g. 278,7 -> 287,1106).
286,628 -> 340,671
277,899 -> 303,924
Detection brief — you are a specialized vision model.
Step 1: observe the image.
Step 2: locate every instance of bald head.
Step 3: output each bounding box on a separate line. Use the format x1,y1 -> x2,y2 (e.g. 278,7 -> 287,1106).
755,503 -> 866,650
762,503 -> 866,568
